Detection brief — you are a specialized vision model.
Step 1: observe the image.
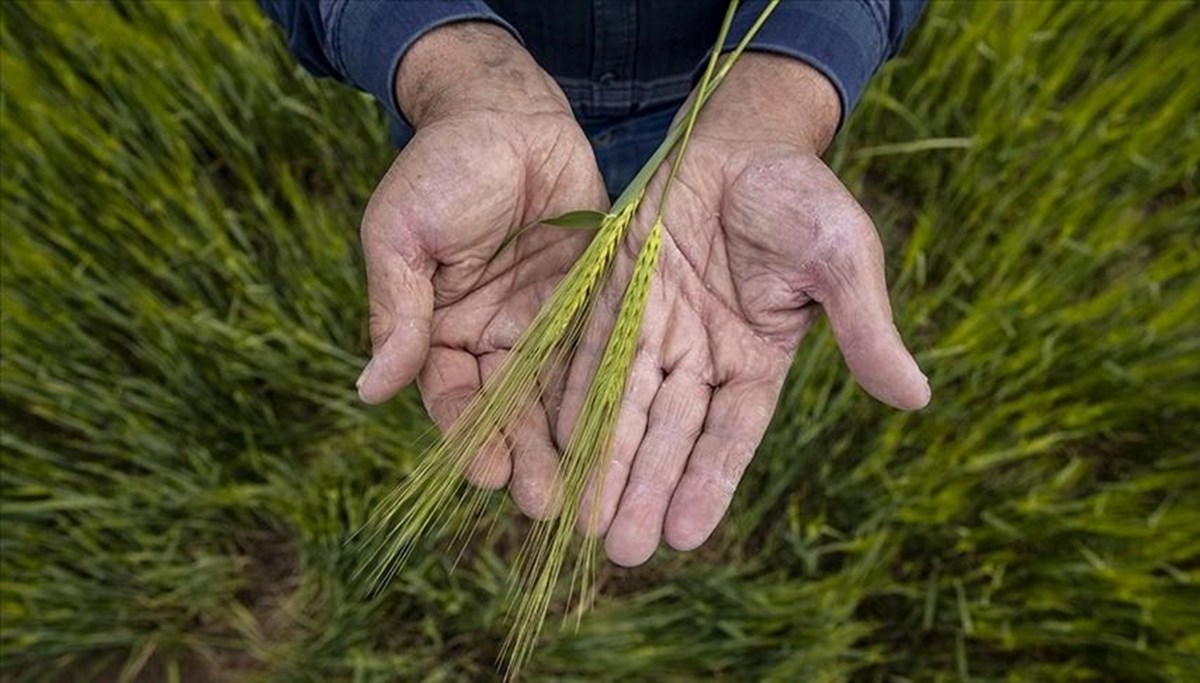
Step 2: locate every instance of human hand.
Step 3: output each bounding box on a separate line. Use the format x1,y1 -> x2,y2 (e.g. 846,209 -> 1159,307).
356,22 -> 607,515
557,54 -> 931,566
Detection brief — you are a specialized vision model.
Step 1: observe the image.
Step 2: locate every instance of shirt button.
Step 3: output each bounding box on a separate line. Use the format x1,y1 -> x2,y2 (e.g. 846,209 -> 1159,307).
599,71 -> 617,86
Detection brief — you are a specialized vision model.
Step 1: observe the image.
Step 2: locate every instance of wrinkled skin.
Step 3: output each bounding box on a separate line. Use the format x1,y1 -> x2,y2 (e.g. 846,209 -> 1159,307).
356,106 -> 608,512
357,24 -> 929,567
555,136 -> 930,567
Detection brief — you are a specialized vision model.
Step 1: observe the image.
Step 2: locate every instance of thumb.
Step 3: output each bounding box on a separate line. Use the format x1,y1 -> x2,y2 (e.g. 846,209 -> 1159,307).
807,220 -> 930,410
356,239 -> 434,405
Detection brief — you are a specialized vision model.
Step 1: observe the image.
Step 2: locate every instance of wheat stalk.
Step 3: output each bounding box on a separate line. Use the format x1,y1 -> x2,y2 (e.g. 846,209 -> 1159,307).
499,3 -> 740,669
354,1 -> 780,677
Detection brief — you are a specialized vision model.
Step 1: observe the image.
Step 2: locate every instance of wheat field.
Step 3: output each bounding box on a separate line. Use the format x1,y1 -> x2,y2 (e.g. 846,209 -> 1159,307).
2,1 -> 1198,680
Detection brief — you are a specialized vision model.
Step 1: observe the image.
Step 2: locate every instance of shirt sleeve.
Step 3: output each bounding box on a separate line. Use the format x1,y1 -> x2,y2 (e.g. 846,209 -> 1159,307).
722,0 -> 927,126
257,0 -> 521,123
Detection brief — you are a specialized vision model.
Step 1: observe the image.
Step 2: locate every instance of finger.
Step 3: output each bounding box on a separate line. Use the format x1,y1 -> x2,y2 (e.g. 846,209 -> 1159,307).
554,210 -> 658,440
604,370 -> 711,567
540,352 -> 571,446
807,221 -> 930,410
571,349 -> 662,537
558,238 -> 674,537
663,373 -> 784,552
508,396 -> 563,520
508,336 -> 579,520
464,433 -> 511,490
356,233 -> 435,405
555,280 -> 622,447
418,347 -> 512,489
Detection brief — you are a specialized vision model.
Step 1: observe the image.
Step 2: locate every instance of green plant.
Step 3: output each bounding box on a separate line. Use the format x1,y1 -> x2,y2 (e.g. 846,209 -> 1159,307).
2,0 -> 1196,681
353,3 -> 786,676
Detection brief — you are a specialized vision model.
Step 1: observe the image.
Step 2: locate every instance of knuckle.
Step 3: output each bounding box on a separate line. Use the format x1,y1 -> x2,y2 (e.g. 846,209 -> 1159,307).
366,304 -> 393,349
465,457 -> 509,490
692,432 -> 757,496
802,208 -> 883,298
716,440 -> 756,492
728,158 -> 819,238
360,190 -> 396,244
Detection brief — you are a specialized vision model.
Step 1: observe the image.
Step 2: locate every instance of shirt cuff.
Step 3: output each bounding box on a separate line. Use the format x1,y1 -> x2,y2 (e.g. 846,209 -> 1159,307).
328,0 -> 522,124
712,0 -> 888,129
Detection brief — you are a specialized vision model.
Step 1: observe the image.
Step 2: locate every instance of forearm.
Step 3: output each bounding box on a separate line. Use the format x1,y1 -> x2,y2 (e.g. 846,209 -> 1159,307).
258,0 -> 530,123
396,22 -> 570,128
699,53 -> 841,156
719,0 -> 927,128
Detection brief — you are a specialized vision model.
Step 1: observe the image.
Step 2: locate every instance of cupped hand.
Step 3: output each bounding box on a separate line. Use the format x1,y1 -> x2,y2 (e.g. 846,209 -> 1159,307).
356,22 -> 607,513
556,54 -> 931,566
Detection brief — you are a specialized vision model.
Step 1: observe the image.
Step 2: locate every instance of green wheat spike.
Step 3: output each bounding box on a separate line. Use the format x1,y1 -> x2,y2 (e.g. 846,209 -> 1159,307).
352,1 -> 784,678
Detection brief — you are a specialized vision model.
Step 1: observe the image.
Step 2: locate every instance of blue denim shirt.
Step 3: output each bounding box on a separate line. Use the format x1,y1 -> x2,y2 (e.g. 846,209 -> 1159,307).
261,1 -> 924,193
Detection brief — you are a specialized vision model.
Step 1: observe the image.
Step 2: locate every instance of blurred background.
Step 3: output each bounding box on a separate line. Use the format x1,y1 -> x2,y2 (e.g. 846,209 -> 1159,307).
2,1 -> 1198,680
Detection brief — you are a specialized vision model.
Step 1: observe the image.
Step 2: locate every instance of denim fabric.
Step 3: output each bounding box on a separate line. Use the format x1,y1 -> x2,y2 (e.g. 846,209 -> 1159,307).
581,104 -> 679,199
261,1 -> 927,136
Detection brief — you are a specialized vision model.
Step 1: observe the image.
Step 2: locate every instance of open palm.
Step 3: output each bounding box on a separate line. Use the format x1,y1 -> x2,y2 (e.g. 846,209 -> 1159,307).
556,136 -> 930,566
357,109 -> 607,514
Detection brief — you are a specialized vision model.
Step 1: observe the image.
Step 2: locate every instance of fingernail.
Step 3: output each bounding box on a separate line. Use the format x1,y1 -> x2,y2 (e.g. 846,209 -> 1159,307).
355,359 -> 373,391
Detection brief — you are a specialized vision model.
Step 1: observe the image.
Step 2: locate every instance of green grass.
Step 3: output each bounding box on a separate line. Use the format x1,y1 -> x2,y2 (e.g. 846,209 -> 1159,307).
2,1 -> 1197,681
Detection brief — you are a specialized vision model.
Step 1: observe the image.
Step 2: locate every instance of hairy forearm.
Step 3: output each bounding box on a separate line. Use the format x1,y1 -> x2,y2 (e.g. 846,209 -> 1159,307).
395,22 -> 570,128
699,53 -> 842,156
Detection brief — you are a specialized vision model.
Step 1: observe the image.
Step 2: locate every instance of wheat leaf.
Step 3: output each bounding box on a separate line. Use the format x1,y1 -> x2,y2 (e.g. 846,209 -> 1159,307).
540,209 -> 606,229
490,209 -> 607,264
355,2 -> 786,679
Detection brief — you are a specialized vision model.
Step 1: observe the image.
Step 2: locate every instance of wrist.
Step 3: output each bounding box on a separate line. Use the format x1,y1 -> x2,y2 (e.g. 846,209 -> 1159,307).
395,21 -> 570,128
698,52 -> 841,155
